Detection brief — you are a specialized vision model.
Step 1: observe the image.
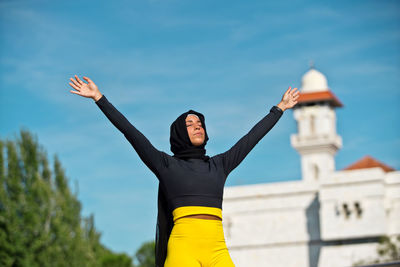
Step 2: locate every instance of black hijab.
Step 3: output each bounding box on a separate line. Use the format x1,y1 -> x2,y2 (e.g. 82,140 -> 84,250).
155,109 -> 209,267
170,109 -> 210,160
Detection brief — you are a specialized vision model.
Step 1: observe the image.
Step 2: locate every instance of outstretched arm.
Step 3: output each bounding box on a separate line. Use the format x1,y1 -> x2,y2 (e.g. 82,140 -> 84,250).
68,75 -> 166,175
216,87 -> 299,176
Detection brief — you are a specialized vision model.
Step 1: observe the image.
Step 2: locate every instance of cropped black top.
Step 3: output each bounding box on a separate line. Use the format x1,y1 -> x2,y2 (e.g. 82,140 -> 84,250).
95,94 -> 283,210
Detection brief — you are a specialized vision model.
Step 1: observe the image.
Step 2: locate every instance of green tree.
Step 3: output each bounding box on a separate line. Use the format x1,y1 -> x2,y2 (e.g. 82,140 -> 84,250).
0,128 -> 134,267
100,252 -> 134,267
376,235 -> 400,263
134,240 -> 155,267
353,235 -> 400,266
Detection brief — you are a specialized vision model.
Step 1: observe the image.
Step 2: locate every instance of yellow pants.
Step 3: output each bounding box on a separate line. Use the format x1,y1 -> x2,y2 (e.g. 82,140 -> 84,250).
164,206 -> 235,267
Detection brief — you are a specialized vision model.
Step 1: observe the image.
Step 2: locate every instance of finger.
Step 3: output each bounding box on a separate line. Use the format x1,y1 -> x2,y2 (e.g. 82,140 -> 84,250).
290,88 -> 299,95
70,77 -> 81,88
284,86 -> 291,95
291,92 -> 299,98
70,90 -> 82,96
75,75 -> 84,85
69,82 -> 80,91
83,76 -> 93,83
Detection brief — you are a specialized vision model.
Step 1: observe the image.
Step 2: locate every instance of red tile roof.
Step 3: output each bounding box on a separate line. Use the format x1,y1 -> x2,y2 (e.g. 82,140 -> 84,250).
298,90 -> 343,107
342,155 -> 396,172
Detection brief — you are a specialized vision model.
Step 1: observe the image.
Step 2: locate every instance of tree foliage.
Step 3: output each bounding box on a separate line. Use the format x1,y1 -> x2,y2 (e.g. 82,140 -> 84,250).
100,253 -> 134,267
376,235 -> 400,263
0,129 -> 134,267
353,235 -> 400,266
133,240 -> 155,267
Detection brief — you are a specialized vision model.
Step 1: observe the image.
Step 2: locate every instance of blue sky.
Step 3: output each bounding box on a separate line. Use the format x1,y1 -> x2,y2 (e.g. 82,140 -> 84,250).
1,0 -> 399,257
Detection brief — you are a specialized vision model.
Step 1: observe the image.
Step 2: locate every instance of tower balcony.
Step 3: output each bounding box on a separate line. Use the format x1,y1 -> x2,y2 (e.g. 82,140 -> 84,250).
290,133 -> 342,155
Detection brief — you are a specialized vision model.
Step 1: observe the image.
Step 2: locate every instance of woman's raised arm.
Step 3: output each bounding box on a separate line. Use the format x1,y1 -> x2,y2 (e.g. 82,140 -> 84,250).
215,86 -> 299,176
68,75 -> 167,175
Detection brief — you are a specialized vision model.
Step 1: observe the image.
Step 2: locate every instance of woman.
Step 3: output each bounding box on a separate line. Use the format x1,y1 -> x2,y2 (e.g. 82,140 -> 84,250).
68,75 -> 299,267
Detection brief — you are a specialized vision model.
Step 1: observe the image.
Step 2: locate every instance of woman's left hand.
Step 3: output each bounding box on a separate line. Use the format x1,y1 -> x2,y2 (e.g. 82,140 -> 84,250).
278,87 -> 300,111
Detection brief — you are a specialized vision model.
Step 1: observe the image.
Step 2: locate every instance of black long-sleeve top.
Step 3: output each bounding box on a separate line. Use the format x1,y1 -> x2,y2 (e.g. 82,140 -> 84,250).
95,95 -> 283,211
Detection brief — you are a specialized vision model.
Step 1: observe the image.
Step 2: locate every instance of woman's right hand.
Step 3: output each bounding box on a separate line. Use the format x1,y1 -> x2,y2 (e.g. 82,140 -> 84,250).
69,75 -> 102,101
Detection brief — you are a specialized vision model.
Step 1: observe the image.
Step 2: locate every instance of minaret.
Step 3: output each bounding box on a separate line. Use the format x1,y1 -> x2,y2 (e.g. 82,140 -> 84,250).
290,66 -> 343,183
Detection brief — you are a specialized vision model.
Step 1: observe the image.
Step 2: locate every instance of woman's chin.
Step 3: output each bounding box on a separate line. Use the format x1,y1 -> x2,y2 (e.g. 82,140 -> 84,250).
192,140 -> 205,146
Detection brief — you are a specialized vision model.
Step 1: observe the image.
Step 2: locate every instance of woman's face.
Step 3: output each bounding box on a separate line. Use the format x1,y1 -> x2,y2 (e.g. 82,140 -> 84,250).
185,114 -> 205,146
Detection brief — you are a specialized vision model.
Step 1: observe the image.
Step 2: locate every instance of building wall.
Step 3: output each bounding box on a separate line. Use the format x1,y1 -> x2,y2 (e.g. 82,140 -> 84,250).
229,244 -> 311,267
319,243 -> 379,267
222,181 -> 319,267
320,168 -> 387,240
222,169 -> 400,267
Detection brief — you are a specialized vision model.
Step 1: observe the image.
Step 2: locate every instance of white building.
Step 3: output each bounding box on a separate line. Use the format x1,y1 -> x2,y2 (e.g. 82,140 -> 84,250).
222,67 -> 400,267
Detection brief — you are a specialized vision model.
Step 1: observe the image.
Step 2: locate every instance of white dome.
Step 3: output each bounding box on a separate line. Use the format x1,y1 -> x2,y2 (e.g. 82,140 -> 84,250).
301,68 -> 328,93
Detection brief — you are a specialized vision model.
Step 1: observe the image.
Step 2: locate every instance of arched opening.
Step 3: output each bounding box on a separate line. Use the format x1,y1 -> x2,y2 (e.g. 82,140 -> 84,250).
310,114 -> 316,135
312,164 -> 319,180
